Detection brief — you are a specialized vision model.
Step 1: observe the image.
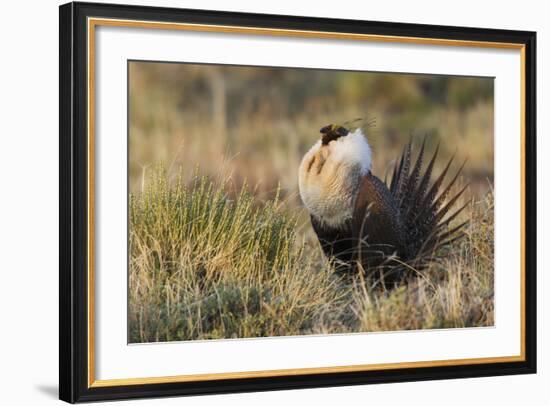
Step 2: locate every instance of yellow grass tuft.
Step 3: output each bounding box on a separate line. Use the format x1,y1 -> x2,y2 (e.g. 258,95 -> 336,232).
129,169 -> 493,343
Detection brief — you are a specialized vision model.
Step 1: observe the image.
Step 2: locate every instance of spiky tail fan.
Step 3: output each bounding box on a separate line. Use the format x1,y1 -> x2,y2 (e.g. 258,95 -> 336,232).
388,137 -> 469,265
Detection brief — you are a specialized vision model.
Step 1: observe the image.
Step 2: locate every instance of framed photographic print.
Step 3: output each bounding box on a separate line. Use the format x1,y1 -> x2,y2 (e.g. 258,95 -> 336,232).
59,1 -> 537,403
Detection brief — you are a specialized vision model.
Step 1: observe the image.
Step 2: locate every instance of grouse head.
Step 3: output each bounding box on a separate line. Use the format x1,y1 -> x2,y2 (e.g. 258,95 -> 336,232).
320,124 -> 350,145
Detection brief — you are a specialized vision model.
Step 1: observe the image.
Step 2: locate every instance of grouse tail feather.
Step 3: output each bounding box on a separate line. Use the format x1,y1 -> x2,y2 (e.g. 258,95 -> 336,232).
388,136 -> 468,264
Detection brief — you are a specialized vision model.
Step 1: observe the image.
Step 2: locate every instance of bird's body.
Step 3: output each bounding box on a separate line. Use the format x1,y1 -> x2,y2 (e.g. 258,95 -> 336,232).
299,124 -> 468,282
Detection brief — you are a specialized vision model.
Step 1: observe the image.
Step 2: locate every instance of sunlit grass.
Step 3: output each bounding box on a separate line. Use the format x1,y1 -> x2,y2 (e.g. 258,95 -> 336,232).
128,169 -> 494,343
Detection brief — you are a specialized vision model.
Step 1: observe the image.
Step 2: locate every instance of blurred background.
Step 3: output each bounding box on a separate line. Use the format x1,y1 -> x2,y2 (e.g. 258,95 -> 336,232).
129,61 -> 494,224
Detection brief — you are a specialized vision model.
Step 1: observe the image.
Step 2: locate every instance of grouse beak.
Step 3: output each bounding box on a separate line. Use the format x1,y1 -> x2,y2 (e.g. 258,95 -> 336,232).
319,124 -> 333,134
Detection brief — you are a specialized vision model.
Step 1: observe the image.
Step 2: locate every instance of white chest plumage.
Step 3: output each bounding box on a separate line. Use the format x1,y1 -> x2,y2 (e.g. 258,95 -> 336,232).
298,129 -> 372,229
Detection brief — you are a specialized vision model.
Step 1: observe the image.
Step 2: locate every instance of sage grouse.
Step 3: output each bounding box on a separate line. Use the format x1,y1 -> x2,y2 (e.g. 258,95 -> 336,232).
298,124 -> 468,282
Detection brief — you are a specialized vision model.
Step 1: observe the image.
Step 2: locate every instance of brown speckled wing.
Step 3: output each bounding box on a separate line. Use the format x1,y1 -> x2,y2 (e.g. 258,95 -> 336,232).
352,172 -> 406,267
310,215 -> 354,265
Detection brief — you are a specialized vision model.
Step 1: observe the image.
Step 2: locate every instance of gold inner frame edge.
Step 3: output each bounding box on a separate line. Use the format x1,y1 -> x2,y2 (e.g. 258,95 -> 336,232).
87,17 -> 527,388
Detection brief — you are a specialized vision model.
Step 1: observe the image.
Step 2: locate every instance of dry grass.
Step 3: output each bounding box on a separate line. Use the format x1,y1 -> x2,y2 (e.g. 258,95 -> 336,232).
128,169 -> 493,343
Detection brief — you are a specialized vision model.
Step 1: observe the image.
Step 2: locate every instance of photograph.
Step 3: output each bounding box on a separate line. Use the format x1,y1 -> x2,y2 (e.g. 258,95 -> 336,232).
128,61 -> 495,344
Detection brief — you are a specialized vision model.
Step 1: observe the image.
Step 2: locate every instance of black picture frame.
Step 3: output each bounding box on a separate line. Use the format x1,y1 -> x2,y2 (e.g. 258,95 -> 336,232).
59,1 -> 537,403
